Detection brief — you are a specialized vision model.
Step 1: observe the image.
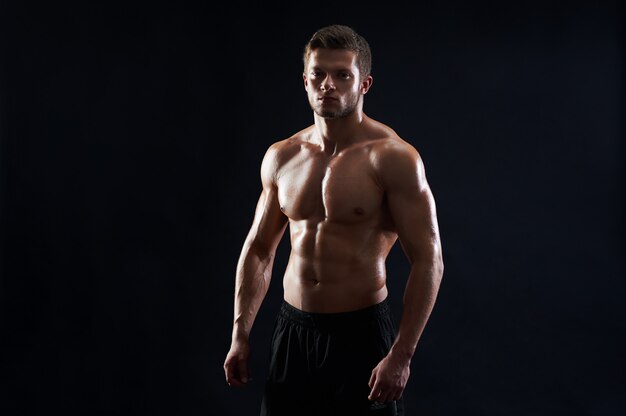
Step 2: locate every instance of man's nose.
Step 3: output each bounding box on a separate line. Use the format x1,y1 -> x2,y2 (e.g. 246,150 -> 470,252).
321,76 -> 336,91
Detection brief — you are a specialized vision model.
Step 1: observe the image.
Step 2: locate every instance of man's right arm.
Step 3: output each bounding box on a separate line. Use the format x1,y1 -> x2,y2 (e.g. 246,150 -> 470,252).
224,143 -> 288,387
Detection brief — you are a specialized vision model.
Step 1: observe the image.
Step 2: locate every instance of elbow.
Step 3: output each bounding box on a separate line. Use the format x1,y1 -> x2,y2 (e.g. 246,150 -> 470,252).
434,256 -> 444,282
247,238 -> 275,262
435,242 -> 444,278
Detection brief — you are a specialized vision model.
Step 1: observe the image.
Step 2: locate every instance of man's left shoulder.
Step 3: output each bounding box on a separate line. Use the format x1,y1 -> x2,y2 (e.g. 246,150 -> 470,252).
370,134 -> 423,168
368,131 -> 429,193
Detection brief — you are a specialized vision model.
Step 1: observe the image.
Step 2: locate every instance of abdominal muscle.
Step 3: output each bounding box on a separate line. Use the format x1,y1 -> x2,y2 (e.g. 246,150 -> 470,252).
282,219 -> 396,313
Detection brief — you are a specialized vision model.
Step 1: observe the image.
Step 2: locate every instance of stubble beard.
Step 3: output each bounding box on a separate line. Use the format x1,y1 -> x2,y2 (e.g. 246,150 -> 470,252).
310,93 -> 360,119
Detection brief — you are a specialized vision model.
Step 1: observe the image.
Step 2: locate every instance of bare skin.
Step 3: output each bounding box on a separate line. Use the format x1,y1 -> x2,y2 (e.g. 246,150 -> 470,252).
224,48 -> 444,404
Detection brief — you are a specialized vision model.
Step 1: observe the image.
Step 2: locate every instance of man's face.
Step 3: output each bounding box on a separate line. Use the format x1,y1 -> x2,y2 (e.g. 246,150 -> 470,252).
303,48 -> 370,119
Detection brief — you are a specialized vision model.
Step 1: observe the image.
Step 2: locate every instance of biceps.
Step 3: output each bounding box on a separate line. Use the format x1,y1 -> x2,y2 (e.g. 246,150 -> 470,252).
388,186 -> 440,263
247,188 -> 288,255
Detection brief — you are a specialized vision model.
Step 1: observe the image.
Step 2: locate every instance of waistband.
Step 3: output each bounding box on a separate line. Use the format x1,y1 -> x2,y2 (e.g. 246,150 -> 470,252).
278,298 -> 391,330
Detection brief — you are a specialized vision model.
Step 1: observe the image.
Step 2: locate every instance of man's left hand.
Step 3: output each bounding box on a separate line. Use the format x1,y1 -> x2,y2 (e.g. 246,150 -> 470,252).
368,351 -> 410,402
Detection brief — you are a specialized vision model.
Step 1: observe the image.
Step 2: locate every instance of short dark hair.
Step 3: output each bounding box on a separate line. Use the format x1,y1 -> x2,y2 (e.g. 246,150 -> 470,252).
302,24 -> 372,80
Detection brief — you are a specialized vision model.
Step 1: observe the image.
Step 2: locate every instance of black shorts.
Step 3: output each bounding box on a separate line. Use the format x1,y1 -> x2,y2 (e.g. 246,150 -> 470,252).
260,298 -> 405,416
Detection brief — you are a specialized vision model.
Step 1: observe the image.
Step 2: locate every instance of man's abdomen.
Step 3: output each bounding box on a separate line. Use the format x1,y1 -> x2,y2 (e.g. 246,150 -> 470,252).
283,218 -> 396,313
283,248 -> 390,313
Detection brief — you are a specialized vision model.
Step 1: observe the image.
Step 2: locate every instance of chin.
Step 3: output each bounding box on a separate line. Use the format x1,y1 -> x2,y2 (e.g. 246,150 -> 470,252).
319,107 -> 356,119
319,111 -> 340,119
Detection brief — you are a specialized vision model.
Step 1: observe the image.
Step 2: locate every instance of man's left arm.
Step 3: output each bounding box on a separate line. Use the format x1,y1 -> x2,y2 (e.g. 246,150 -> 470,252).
368,143 -> 445,403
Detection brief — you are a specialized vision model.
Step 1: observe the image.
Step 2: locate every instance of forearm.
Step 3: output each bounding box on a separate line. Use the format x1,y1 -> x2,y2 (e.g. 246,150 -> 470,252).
232,243 -> 275,341
389,260 -> 444,362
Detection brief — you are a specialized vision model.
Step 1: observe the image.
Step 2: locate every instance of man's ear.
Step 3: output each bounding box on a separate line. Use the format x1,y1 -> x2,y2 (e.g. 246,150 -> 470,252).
361,75 -> 373,94
303,73 -> 308,90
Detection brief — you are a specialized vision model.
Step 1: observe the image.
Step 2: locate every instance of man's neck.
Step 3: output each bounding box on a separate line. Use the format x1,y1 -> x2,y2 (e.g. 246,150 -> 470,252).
312,110 -> 367,156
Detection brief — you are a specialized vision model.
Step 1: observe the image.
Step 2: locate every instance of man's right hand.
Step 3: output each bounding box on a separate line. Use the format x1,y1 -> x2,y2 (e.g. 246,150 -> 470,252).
223,338 -> 250,387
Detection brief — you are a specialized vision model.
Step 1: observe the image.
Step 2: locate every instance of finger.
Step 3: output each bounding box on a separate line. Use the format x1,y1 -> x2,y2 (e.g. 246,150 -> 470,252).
368,380 -> 383,401
389,386 -> 401,402
391,386 -> 404,402
225,360 -> 244,387
377,388 -> 390,403
379,388 -> 396,403
368,369 -> 376,389
238,356 -> 249,384
367,390 -> 377,401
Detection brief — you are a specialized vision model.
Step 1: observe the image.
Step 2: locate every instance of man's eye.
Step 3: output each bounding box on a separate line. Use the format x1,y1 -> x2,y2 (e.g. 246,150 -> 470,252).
340,73 -> 351,79
312,72 -> 322,77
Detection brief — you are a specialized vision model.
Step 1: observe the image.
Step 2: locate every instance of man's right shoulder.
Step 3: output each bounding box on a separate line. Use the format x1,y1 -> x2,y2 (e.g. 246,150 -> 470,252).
260,133 -> 308,186
264,128 -> 312,164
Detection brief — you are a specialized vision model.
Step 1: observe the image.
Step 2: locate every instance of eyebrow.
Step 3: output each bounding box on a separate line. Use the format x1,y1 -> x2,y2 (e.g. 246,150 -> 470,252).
311,66 -> 354,72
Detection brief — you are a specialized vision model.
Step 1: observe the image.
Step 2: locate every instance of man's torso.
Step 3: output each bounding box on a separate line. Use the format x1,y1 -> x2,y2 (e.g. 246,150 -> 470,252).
273,119 -> 408,312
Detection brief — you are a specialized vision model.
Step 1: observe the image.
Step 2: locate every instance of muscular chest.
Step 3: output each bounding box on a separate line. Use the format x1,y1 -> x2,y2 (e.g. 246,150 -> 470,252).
276,150 -> 384,222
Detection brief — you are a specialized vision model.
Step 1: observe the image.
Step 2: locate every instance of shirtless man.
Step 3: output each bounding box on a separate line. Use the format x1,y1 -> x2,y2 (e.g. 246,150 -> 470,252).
223,25 -> 444,416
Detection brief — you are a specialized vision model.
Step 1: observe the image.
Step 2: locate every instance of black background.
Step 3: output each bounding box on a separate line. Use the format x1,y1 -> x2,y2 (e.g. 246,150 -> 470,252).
1,1 -> 624,415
